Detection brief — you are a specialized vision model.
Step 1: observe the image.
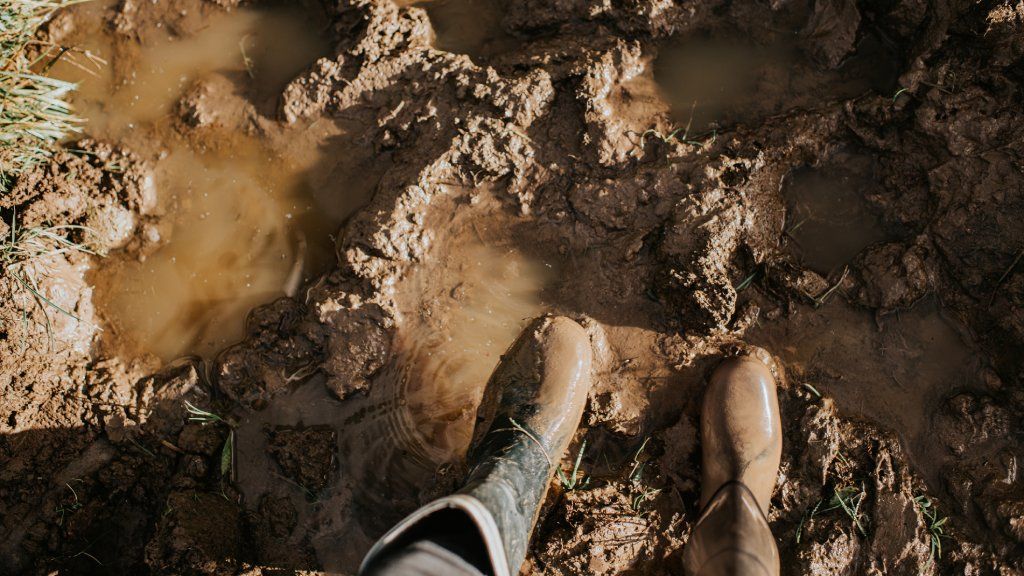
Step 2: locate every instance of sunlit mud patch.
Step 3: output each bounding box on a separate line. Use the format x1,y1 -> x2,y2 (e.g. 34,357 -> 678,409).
782,153 -> 892,275
398,0 -> 517,60
51,3 -> 347,361
654,34 -> 897,132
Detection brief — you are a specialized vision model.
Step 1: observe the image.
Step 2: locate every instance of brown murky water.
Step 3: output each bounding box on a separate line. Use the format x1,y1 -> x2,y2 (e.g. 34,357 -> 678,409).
749,297 -> 977,490
654,39 -> 792,134
398,0 -> 516,59
57,3 -> 550,564
654,34 -> 897,132
234,238 -> 552,569
383,241 -> 553,462
97,139 -> 338,361
782,155 -> 891,275
52,4 -> 355,360
744,157 -> 973,492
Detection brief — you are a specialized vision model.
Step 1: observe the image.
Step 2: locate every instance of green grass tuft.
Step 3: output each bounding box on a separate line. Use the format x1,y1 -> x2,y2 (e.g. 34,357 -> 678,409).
183,401 -> 237,489
184,401 -> 230,426
625,437 -> 661,514
556,439 -> 590,491
915,494 -> 950,569
1,0 -> 88,191
796,483 -> 870,543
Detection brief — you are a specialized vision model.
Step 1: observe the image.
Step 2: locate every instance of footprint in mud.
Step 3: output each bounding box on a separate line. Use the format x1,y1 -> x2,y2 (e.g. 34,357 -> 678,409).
781,155 -> 893,275
654,34 -> 898,132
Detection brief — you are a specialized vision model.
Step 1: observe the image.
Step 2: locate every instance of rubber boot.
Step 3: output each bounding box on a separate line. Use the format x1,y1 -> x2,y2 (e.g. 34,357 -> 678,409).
683,349 -> 783,576
360,315 -> 593,576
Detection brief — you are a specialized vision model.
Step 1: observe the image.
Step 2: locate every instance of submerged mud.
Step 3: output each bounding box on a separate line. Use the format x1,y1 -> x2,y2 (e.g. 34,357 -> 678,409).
2,0 -> 1024,574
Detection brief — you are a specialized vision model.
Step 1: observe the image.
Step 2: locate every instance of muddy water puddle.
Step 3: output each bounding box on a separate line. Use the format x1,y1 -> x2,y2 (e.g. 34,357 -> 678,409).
96,139 -> 339,360
782,154 -> 892,275
235,239 -> 553,568
55,3 -> 331,136
51,3 -> 365,360
381,241 -> 554,462
397,0 -> 517,59
654,34 -> 897,132
749,298 -> 977,488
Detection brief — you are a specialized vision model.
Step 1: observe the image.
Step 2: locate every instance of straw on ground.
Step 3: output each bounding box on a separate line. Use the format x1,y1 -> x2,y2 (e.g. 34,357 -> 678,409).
1,0 -> 87,191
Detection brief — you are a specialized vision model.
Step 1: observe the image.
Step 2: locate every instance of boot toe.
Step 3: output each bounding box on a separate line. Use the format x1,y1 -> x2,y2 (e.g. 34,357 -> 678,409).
700,350 -> 782,515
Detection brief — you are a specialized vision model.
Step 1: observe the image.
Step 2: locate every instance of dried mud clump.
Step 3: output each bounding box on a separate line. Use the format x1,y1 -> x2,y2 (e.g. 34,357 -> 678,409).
215,298 -> 326,409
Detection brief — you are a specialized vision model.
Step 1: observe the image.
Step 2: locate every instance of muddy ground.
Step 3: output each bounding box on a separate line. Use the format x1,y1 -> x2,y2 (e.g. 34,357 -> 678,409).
2,0 -> 1024,574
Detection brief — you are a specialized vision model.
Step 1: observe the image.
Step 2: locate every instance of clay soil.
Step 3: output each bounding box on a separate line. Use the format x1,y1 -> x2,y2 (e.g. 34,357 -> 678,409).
2,0 -> 1024,574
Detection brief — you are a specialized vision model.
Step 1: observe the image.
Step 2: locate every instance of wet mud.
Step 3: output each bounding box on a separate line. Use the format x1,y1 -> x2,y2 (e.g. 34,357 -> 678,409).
2,0 -> 1024,574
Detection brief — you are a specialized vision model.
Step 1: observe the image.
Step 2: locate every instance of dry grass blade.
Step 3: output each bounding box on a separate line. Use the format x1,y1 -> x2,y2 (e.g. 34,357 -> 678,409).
2,212 -> 99,349
1,0 -> 89,191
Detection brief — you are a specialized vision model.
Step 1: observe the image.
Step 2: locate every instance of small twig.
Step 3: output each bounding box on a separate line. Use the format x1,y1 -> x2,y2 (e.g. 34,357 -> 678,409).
987,248 -> 1024,307
160,440 -> 184,454
239,34 -> 255,78
814,266 -> 850,307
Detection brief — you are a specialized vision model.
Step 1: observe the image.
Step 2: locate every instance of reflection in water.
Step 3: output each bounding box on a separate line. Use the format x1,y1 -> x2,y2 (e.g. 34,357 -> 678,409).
52,5 -> 343,360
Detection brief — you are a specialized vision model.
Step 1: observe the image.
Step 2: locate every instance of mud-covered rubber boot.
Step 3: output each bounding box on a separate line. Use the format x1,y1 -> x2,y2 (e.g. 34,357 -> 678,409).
360,315 -> 594,576
683,349 -> 783,576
